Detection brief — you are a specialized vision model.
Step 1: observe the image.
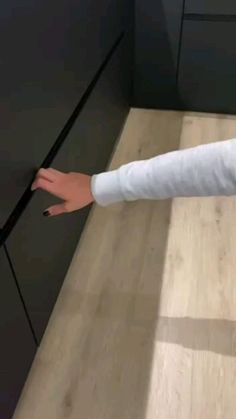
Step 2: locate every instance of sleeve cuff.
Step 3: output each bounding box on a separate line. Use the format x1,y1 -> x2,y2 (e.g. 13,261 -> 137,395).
91,170 -> 124,206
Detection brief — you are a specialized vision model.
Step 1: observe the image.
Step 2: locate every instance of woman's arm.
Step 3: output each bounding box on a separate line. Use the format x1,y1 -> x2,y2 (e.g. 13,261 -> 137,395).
32,138 -> 236,216
92,138 -> 236,205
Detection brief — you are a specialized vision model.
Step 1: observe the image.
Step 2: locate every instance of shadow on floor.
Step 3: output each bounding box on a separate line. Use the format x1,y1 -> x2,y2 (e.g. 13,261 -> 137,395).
156,316 -> 236,357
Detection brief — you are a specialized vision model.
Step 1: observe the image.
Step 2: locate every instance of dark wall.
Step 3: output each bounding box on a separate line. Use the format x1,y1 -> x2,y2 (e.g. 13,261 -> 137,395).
185,0 -> 236,15
134,0 -> 236,114
178,19 -> 236,114
134,0 -> 184,108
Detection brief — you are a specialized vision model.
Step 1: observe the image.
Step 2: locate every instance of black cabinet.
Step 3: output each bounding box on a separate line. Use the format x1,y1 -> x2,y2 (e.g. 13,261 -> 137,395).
0,247 -> 36,418
0,0 -> 128,227
178,20 -> 236,114
134,0 -> 184,108
6,35 -> 131,343
185,0 -> 236,16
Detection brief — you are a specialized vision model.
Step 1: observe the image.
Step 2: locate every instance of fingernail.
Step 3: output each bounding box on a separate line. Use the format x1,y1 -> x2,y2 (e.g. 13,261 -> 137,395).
43,210 -> 50,217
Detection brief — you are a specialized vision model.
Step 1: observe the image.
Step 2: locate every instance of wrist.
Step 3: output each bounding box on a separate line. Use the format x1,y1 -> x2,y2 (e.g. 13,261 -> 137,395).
91,170 -> 124,206
88,176 -> 95,203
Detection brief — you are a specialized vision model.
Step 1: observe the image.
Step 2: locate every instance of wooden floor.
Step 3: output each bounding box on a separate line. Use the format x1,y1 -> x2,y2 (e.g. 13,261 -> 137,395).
14,109 -> 236,419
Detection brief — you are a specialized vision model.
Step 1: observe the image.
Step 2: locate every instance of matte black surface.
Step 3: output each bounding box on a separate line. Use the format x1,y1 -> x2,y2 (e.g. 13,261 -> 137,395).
185,14 -> 236,22
0,0 -> 127,227
7,36 -> 131,342
178,20 -> 236,113
0,34 -> 125,248
134,0 -> 184,108
0,247 -> 36,418
185,0 -> 236,16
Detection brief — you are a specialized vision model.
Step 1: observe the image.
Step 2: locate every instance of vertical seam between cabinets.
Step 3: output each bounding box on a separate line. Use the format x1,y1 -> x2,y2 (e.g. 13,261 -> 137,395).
4,244 -> 38,346
176,0 -> 186,84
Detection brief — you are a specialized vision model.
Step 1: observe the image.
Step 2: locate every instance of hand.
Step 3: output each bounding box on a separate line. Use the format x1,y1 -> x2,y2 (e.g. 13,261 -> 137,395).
31,168 -> 94,216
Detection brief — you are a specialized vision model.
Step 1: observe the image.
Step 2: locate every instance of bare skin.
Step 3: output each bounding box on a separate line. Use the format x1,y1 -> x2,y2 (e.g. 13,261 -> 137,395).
31,168 -> 94,216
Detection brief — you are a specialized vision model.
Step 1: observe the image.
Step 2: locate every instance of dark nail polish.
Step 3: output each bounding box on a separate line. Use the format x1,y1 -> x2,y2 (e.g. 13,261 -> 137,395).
43,210 -> 50,217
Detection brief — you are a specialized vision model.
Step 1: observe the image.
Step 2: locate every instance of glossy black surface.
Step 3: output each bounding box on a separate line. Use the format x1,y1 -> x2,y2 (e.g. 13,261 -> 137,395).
178,20 -> 236,113
0,247 -> 36,419
185,0 -> 236,16
6,35 -> 131,342
0,0 -> 127,227
134,0 -> 184,108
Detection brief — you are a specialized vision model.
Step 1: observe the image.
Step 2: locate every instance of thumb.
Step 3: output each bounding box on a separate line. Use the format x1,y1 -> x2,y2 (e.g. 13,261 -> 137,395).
43,202 -> 68,217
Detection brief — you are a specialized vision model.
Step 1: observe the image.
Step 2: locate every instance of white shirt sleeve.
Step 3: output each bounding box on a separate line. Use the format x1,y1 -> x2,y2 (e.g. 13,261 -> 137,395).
91,138 -> 236,206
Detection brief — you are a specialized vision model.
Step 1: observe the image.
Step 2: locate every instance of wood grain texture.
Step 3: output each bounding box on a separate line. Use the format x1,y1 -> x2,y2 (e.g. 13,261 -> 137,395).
13,110 -> 236,419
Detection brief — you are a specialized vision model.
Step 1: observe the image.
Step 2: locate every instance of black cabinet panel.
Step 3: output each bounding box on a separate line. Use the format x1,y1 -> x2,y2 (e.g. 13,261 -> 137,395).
0,0 -> 127,227
185,0 -> 236,16
178,20 -> 236,113
6,36 -> 131,343
0,247 -> 36,419
134,0 -> 183,108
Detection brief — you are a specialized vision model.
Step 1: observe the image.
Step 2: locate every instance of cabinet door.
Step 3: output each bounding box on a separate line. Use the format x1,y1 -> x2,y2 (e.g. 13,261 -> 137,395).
6,35 -> 131,343
134,0 -> 184,108
0,0 -> 127,227
0,247 -> 36,419
178,20 -> 236,113
185,0 -> 236,15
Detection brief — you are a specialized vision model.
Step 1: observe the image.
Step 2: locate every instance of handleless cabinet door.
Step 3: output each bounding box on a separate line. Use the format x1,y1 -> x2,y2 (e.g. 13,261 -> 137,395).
0,247 -> 36,419
0,0 -> 127,227
6,35 -> 131,343
185,0 -> 236,15
178,20 -> 236,113
134,0 -> 184,108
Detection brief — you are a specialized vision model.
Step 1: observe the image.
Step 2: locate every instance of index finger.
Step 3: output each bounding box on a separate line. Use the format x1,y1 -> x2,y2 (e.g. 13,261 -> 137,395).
31,177 -> 64,199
